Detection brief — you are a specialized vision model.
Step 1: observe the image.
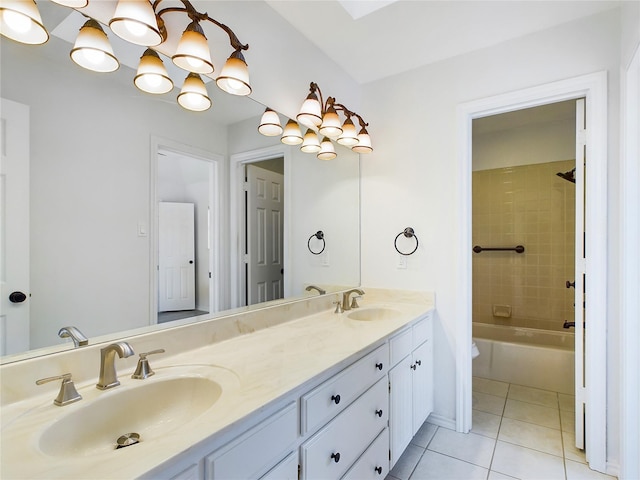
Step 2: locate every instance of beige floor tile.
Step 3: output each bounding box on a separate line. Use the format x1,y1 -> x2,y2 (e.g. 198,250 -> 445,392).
473,391 -> 507,416
491,441 -> 566,480
411,422 -> 438,448
560,408 -> 576,433
389,444 -> 424,480
427,428 -> 496,468
559,393 -> 576,412
508,384 -> 559,408
565,459 -> 617,479
412,450 -> 489,480
473,377 -> 509,398
562,429 -> 587,464
503,399 -> 561,430
498,417 -> 563,456
471,409 -> 502,438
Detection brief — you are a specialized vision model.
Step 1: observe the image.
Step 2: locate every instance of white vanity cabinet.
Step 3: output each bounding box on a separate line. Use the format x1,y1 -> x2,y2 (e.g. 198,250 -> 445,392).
388,312 -> 434,466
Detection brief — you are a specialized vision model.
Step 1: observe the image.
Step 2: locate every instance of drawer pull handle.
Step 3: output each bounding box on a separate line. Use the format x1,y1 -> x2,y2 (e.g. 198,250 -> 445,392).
375,409 -> 383,417
416,359 -> 422,366
331,452 -> 341,463
331,394 -> 341,405
375,466 -> 383,475
411,364 -> 417,370
375,362 -> 383,370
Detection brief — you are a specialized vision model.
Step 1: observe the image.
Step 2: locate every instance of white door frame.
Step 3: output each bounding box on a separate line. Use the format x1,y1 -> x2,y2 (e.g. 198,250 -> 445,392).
229,145 -> 292,308
150,136 -> 222,323
456,72 -> 608,471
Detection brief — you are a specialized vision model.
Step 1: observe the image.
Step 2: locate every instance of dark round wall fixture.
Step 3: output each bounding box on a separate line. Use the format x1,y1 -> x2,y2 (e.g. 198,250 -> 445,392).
394,227 -> 419,256
307,231 -> 326,255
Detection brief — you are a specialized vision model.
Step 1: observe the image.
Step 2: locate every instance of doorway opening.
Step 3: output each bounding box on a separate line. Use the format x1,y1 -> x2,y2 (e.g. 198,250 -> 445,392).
153,145 -> 219,324
457,72 -> 608,473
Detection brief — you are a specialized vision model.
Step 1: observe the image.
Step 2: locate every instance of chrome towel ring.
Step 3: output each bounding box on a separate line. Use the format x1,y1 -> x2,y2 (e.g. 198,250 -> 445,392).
394,227 -> 419,256
307,231 -> 326,255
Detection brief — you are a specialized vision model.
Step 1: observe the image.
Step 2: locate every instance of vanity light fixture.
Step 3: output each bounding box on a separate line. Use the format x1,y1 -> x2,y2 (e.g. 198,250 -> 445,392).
1,0 -> 252,112
0,0 -> 49,45
258,108 -> 283,136
260,82 -> 373,160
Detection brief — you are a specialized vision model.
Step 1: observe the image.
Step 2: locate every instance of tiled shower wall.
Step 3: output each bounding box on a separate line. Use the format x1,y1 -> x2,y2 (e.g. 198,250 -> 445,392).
472,160 -> 576,332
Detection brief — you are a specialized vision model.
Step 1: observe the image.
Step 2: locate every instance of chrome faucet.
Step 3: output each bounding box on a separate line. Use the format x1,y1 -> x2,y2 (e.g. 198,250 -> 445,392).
305,285 -> 326,295
96,342 -> 135,390
58,326 -> 88,347
342,288 -> 365,311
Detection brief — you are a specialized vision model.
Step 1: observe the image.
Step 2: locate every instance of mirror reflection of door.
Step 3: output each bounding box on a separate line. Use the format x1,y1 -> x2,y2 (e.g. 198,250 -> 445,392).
156,149 -> 214,323
245,161 -> 284,305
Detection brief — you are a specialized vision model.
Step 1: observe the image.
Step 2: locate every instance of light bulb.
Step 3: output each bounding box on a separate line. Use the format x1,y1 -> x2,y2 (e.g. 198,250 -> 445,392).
82,48 -> 105,65
3,10 -> 31,33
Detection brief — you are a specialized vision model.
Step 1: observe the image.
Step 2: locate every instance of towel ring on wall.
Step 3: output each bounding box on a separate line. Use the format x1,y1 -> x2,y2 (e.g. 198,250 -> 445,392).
307,231 -> 326,255
394,227 -> 419,256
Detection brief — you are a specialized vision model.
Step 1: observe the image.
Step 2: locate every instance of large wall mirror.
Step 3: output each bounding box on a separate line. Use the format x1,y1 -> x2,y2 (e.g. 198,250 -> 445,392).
0,4 -> 360,363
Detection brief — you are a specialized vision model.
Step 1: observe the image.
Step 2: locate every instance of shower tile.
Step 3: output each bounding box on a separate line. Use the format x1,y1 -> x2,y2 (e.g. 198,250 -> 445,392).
560,409 -> 576,433
473,377 -> 509,398
558,393 -> 575,411
471,409 -> 502,438
491,441 -> 565,480
412,450 -> 489,480
503,399 -> 560,430
508,384 -> 559,408
473,392 -> 507,416
498,417 -> 563,457
562,429 -> 587,464
428,428 -> 496,468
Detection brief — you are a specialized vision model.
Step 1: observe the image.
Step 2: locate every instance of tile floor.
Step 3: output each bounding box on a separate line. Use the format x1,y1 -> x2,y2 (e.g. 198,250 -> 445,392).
385,377 -> 617,480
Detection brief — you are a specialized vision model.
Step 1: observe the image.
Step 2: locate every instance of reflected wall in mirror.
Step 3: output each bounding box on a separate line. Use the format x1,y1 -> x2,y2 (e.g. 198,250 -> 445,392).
0,11 -> 360,363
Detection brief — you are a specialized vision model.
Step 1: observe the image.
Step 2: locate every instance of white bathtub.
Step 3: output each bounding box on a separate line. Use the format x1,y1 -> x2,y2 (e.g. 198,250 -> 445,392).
472,323 -> 575,395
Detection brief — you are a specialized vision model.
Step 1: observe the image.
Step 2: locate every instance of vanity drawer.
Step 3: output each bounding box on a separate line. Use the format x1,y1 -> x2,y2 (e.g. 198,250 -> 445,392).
413,312 -> 433,346
301,343 -> 388,435
389,327 -> 412,366
341,427 -> 389,480
260,451 -> 298,480
300,377 -> 388,480
206,402 -> 297,479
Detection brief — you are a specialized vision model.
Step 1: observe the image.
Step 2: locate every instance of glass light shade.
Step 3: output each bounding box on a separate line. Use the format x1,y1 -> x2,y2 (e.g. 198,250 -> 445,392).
300,129 -> 321,153
296,92 -> 322,128
0,0 -> 48,45
318,105 -> 343,138
280,120 -> 303,145
50,0 -> 88,6
352,128 -> 373,154
172,21 -> 214,74
134,48 -> 173,94
216,51 -> 251,96
177,73 -> 211,111
70,19 -> 119,73
337,118 -> 359,146
317,137 -> 337,161
258,108 -> 283,136
109,0 -> 162,47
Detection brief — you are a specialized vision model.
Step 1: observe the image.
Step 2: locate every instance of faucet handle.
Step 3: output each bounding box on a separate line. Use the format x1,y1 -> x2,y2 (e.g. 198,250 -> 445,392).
334,301 -> 344,314
350,296 -> 362,309
132,349 -> 165,379
36,373 -> 82,406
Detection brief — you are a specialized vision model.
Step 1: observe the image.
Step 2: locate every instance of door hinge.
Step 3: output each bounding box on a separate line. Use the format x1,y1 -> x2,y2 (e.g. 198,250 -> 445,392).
209,272 -> 212,279
577,128 -> 587,146
243,254 -> 249,264
243,181 -> 249,192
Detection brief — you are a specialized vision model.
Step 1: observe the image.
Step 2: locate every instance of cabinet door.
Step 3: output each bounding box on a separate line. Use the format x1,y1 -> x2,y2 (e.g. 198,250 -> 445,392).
389,355 -> 413,467
412,341 -> 433,433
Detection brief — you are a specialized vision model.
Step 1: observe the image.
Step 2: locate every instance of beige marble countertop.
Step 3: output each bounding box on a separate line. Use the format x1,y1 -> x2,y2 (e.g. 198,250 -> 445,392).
0,289 -> 434,479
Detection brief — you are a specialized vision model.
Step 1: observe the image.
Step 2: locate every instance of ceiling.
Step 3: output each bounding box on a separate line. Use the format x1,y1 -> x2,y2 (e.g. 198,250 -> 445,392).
265,0 -> 621,85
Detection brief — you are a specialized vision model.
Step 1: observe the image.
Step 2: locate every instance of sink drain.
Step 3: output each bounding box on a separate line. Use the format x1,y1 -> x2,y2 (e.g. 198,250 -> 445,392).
116,432 -> 140,449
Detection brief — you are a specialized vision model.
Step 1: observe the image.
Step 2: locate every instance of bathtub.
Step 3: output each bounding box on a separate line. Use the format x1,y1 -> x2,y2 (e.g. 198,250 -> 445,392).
472,323 -> 575,395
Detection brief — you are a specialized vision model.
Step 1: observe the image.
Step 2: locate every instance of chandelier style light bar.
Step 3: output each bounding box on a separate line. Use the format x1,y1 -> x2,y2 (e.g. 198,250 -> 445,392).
258,82 -> 372,160
0,0 -> 252,112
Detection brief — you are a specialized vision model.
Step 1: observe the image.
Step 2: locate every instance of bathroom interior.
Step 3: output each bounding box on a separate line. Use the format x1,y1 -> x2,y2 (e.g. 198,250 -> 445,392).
1,1 -> 638,479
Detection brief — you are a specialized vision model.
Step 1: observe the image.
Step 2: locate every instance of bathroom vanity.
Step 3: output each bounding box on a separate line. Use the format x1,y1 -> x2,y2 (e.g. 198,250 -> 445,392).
0,289 -> 434,479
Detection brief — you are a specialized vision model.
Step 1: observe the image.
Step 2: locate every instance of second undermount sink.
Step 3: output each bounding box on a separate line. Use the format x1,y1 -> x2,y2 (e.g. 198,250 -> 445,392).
36,366 -> 238,457
347,307 -> 402,321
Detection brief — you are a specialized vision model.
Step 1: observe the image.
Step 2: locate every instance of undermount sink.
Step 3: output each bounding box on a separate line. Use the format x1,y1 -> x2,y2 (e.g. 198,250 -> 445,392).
33,366 -> 238,457
347,307 -> 401,321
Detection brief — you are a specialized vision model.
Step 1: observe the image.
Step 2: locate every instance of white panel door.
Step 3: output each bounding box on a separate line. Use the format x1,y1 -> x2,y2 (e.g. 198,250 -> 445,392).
158,202 -> 195,312
0,98 -> 30,355
574,98 -> 586,449
246,165 -> 284,305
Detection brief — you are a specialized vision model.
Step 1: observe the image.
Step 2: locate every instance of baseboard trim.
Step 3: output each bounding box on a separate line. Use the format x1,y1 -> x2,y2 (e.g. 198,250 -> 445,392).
427,413 -> 456,431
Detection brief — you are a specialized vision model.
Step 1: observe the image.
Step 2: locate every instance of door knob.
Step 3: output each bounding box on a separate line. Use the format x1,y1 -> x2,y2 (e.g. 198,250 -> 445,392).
9,291 -> 27,303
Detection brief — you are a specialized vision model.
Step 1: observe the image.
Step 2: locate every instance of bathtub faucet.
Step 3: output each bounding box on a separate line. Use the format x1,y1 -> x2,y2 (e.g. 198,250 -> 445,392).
563,320 -> 575,329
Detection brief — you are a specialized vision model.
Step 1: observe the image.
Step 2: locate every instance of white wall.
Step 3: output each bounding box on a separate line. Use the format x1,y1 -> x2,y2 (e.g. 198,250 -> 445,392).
360,9 -> 622,465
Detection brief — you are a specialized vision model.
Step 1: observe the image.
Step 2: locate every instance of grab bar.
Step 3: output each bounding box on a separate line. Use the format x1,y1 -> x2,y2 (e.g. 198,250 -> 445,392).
473,245 -> 525,254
